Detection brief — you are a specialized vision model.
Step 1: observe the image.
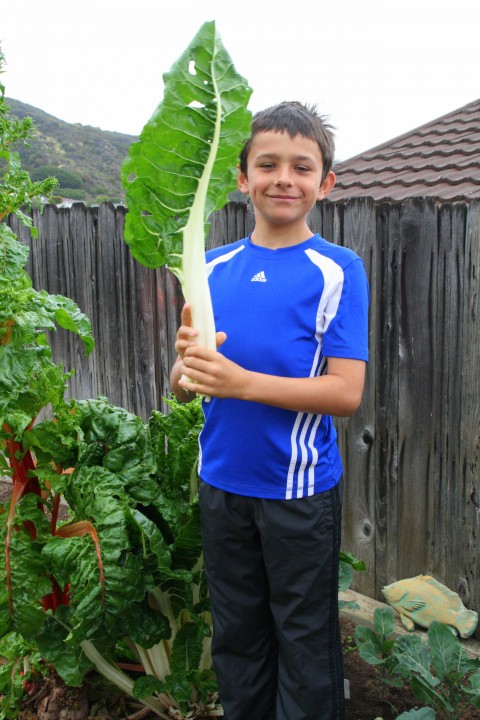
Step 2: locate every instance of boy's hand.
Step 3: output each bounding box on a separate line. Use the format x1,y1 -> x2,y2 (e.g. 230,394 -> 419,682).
175,304 -> 226,356
179,344 -> 244,399
171,303 -> 229,402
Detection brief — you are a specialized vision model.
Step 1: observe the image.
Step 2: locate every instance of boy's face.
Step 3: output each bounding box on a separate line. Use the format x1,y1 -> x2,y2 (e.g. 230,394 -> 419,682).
237,131 -> 335,237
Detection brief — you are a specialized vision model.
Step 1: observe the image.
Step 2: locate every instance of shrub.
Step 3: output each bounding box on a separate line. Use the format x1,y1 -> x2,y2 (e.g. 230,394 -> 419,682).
30,164 -> 84,190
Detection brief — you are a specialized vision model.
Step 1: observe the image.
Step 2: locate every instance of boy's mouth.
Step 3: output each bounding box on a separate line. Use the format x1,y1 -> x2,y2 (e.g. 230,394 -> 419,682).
268,194 -> 299,200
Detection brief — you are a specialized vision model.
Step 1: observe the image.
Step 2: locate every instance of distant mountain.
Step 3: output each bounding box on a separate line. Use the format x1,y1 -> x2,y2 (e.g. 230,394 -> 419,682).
6,97 -> 138,204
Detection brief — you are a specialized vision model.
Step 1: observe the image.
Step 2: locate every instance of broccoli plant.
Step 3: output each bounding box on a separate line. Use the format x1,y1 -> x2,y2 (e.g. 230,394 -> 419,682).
355,606 -> 480,719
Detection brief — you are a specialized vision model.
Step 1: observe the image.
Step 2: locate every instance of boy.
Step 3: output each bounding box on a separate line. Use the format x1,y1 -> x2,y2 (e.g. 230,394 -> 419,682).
170,101 -> 369,720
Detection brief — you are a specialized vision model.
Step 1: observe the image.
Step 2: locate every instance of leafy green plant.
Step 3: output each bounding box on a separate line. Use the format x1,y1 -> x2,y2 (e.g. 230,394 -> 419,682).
0,49 -> 95,639
0,632 -> 48,718
122,20 -> 252,352
355,606 -> 480,719
0,45 -> 218,719
28,395 -> 215,718
338,550 -> 366,612
396,709 -> 436,719
2,392 -> 216,718
0,73 -> 58,232
355,605 -> 403,704
394,621 -> 480,719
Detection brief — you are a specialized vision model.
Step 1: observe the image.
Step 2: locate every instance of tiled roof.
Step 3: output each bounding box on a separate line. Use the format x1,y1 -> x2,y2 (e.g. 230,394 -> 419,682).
329,99 -> 480,203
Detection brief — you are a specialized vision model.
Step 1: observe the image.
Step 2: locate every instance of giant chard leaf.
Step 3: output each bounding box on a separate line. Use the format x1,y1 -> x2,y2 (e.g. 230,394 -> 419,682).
122,20 -> 252,350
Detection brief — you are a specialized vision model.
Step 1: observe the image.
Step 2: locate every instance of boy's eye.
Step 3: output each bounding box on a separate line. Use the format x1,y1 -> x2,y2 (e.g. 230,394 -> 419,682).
296,166 -> 311,172
259,162 -> 275,169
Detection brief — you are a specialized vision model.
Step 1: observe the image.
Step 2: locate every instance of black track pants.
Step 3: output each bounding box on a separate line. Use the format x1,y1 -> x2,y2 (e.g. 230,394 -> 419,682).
198,481 -> 345,720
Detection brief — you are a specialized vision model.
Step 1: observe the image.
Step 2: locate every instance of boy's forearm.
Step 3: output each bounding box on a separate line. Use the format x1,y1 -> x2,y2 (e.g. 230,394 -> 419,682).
240,369 -> 364,417
179,348 -> 365,416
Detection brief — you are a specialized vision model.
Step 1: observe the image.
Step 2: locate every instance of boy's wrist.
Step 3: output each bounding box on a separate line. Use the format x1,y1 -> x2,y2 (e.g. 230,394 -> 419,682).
239,370 -> 262,404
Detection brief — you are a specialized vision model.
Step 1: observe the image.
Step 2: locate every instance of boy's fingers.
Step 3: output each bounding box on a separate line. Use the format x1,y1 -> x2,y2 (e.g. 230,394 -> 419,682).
181,303 -> 193,327
175,324 -> 198,357
179,325 -> 197,339
179,305 -> 198,341
216,331 -> 227,348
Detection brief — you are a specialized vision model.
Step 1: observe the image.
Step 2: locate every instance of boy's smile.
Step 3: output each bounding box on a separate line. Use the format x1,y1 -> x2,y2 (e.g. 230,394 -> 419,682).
237,130 -> 336,246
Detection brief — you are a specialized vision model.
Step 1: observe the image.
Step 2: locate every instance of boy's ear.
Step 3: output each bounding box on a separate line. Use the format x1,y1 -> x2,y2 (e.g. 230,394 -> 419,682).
317,171 -> 336,200
237,169 -> 249,195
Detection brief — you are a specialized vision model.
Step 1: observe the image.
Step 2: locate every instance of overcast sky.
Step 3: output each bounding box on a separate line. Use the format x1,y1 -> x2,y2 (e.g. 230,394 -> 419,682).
2,0 -> 479,161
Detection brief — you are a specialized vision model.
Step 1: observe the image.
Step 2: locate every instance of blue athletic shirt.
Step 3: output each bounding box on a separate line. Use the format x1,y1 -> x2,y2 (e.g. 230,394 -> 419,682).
198,234 -> 369,500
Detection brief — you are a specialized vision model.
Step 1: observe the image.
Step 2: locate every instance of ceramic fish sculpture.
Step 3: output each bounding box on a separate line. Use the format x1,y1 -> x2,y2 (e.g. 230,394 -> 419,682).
382,574 -> 478,638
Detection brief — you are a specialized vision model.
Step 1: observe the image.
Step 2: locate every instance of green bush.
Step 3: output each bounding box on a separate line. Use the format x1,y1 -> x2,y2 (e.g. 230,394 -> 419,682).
60,188 -> 85,200
30,164 -> 84,190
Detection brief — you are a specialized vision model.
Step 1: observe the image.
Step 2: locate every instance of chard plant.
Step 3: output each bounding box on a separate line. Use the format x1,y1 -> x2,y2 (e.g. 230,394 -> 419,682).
0,46 -> 218,719
0,50 -> 94,638
122,19 -> 252,353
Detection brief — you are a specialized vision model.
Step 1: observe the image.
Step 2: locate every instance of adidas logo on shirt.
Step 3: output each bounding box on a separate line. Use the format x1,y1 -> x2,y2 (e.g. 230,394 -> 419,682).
251,271 -> 267,282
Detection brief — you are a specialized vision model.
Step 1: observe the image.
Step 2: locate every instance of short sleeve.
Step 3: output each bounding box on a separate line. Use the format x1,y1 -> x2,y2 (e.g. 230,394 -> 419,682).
322,258 -> 369,361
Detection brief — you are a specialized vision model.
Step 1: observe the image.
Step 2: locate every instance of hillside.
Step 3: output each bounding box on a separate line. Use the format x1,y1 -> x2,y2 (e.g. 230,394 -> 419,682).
5,97 -> 138,204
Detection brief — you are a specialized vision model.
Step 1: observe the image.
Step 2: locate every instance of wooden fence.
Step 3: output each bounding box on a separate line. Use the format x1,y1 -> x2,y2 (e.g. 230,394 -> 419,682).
8,199 -> 480,635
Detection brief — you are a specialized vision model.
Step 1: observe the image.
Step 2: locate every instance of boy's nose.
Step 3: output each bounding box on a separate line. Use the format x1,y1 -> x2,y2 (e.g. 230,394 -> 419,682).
274,169 -> 293,186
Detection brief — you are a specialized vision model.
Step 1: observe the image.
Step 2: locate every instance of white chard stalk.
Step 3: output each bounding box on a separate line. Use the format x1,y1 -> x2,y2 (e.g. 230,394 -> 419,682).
181,69 -> 222,352
80,640 -> 170,719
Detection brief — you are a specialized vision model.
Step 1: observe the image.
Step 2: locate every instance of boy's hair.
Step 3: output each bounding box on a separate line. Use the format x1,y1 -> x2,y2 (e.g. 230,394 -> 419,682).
239,101 -> 335,180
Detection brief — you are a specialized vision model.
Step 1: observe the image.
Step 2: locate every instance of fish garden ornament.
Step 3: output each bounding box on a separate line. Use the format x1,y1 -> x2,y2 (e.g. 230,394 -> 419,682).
382,574 -> 478,638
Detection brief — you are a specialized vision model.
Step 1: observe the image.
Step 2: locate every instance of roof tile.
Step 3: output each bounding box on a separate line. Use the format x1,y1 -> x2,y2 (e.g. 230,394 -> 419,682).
330,99 -> 480,203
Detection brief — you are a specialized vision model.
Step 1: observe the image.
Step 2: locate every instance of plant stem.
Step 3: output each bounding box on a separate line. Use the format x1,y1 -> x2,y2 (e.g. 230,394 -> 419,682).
80,640 -> 171,719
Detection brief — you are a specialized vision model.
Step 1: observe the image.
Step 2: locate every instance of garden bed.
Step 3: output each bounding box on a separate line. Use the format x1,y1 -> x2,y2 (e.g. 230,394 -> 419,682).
11,616 -> 480,720
3,473 -> 479,720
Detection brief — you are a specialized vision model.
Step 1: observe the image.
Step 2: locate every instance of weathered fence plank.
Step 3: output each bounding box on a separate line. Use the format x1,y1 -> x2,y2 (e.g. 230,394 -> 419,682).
458,203 -> 480,615
6,198 -> 479,637
334,199 -> 378,598
396,200 -> 438,579
434,204 -> 467,598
